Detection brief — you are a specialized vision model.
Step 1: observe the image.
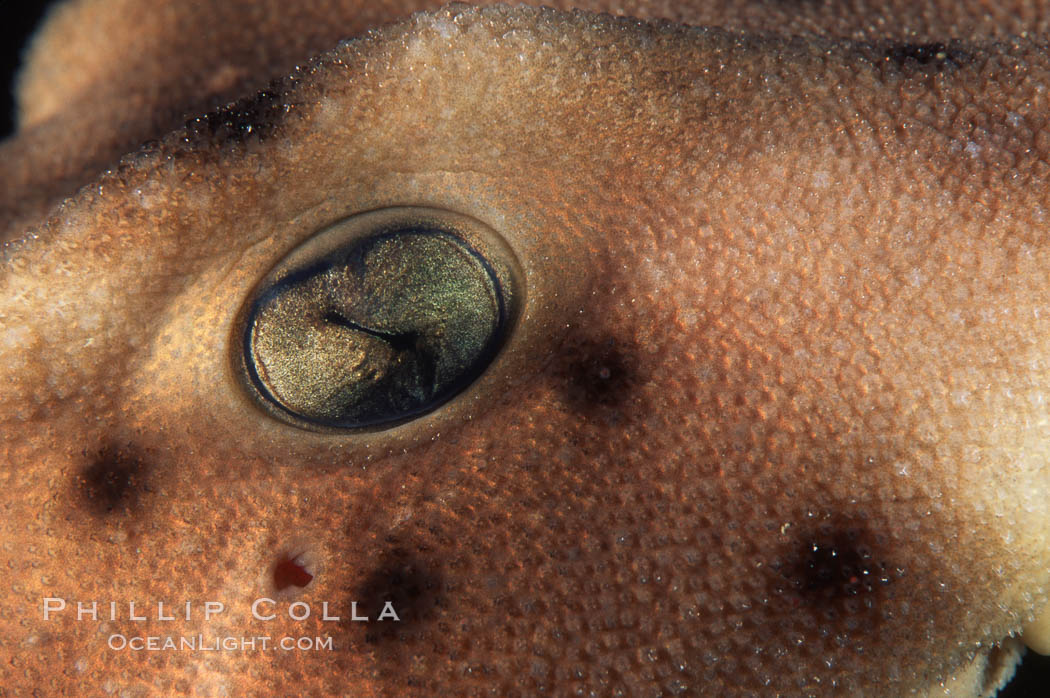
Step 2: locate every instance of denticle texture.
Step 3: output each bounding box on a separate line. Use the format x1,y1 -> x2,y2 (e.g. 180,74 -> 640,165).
1,2 -> 1049,696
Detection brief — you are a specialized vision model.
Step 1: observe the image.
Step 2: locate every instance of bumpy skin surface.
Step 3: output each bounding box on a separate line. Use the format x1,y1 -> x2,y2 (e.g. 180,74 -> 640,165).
6,0 -> 1050,238
2,2 -> 1050,696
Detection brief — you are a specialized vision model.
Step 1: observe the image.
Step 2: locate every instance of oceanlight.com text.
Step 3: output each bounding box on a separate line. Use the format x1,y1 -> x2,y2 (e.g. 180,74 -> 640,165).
107,634 -> 334,652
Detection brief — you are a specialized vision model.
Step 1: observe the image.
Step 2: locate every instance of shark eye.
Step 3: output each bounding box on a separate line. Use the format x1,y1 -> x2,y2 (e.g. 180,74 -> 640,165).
237,207 -> 520,431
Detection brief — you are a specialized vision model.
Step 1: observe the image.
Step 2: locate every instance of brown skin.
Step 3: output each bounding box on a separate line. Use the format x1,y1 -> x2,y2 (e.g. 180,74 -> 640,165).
2,2 -> 1050,696
7,0 -> 1050,239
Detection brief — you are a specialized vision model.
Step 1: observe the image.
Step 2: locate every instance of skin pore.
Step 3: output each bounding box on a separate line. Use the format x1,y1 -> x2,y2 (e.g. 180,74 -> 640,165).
2,1 -> 1050,695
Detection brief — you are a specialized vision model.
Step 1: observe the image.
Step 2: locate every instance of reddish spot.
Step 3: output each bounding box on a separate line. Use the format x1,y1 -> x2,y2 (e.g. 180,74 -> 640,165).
274,555 -> 313,590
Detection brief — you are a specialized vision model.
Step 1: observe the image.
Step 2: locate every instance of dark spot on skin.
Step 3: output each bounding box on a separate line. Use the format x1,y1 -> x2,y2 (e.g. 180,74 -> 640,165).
883,42 -> 969,72
352,545 -> 443,647
76,444 -> 149,516
183,85 -> 289,146
554,335 -> 643,417
775,518 -> 897,613
273,554 -> 314,591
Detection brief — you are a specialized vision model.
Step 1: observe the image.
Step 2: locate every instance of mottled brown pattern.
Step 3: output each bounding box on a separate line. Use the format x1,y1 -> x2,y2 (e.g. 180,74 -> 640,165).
2,2 -> 1050,696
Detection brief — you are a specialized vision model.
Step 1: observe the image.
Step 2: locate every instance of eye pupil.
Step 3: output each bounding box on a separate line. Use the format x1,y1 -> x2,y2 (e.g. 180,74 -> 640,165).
241,214 -> 514,430
320,310 -> 420,352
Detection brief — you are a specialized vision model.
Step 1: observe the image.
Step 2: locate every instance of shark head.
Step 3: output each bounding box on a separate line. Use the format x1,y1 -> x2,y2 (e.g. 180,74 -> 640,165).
2,2 -> 1049,695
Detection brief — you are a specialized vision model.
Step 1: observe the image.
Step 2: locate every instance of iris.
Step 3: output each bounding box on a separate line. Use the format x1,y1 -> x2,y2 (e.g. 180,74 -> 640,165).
239,208 -> 518,430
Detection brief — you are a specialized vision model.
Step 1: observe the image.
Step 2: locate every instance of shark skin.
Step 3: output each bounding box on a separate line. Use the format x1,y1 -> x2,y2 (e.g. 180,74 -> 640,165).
2,2 -> 1050,695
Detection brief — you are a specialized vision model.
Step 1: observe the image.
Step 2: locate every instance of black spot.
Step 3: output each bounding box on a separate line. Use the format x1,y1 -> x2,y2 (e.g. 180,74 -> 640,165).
76,444 -> 149,516
556,335 -> 642,416
183,86 -> 289,146
353,547 -> 443,646
778,521 -> 896,609
883,42 -> 969,72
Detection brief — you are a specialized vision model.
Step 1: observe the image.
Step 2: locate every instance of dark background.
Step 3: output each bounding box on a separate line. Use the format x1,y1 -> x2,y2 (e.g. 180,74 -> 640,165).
0,0 -> 1048,695
1,0 -> 55,138
1006,647 -> 1050,697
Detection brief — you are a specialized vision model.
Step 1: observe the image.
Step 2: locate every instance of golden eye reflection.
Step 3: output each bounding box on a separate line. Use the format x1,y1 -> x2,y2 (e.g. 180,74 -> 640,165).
243,213 -> 511,430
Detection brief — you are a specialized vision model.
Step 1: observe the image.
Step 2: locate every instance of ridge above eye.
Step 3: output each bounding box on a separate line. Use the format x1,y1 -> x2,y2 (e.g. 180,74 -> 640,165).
236,207 -> 522,432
